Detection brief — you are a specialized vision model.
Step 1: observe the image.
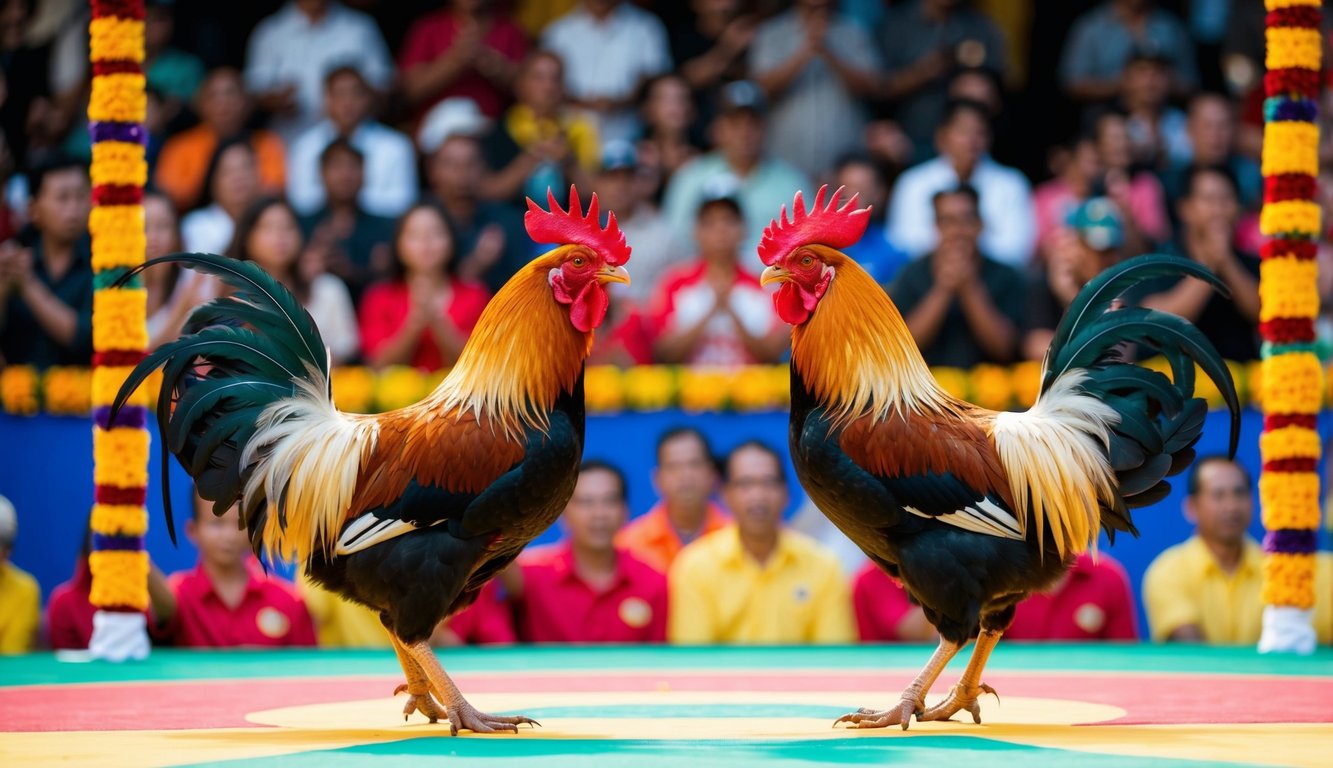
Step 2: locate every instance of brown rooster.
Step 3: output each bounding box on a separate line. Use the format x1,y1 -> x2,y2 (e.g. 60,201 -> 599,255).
758,186 -> 1237,729
111,188 -> 630,734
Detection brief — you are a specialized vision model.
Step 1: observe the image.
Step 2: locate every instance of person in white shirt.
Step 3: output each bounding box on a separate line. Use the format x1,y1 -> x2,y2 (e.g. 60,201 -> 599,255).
885,98 -> 1036,268
244,0 -> 393,143
540,0 -> 672,143
590,141 -> 683,309
285,65 -> 418,219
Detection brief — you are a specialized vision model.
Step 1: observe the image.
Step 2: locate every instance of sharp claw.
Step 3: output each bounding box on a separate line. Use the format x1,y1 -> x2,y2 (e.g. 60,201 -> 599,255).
393,683 -> 409,696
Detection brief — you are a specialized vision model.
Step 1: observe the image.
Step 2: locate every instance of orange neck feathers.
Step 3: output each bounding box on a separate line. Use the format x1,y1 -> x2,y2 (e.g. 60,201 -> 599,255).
791,247 -> 952,424
425,257 -> 591,436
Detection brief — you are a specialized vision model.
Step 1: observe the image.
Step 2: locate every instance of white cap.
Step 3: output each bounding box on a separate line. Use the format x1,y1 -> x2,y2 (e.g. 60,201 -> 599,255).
417,97 -> 492,155
0,495 -> 15,547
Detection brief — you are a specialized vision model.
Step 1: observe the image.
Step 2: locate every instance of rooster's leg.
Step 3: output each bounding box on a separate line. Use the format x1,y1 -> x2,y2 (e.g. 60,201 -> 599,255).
834,638 -> 963,730
388,634 -> 446,723
917,628 -> 1003,724
403,641 -> 540,736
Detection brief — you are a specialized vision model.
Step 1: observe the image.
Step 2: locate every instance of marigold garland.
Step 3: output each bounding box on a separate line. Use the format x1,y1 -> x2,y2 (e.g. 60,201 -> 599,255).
1259,0 -> 1321,654
89,142 -> 147,187
92,289 -> 149,350
88,17 -> 144,62
91,503 -> 149,537
87,551 -> 150,611
1,365 -> 39,415
92,427 -> 151,487
88,73 -> 146,123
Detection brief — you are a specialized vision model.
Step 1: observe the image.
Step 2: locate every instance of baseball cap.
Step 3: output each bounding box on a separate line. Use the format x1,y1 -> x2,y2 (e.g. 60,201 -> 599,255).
697,173 -> 744,218
0,495 -> 14,548
1068,197 -> 1124,251
601,140 -> 638,172
417,97 -> 492,155
716,80 -> 766,116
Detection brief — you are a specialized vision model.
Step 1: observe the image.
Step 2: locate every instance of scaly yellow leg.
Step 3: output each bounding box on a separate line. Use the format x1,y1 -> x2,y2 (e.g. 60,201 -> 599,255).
835,638 -> 963,730
917,628 -> 1003,724
403,641 -> 539,736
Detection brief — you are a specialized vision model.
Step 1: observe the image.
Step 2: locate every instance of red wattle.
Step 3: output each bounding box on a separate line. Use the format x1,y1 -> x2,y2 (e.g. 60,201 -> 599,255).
569,282 -> 609,332
775,283 -> 811,325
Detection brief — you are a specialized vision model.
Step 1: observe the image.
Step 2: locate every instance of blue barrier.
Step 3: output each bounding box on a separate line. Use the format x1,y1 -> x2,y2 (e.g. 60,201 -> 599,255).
2,407 -> 1320,639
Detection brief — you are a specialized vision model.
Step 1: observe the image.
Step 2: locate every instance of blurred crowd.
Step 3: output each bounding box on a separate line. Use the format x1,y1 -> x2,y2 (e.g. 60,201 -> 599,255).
5,0 -> 1333,373
3,428 -> 1330,651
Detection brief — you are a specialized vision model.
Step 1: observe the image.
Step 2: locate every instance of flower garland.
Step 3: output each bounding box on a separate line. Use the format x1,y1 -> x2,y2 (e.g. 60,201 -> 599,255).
1258,0 -> 1322,654
87,0 -> 151,660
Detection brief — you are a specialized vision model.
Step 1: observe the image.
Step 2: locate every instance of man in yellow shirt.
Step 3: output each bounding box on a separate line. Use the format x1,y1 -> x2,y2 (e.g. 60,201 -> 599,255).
1143,456 -> 1331,644
0,495 -> 40,654
669,441 -> 855,644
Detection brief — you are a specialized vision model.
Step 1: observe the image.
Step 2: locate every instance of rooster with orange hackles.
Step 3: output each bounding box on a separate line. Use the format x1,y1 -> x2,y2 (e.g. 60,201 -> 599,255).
758,186 -> 1239,730
110,187 -> 630,735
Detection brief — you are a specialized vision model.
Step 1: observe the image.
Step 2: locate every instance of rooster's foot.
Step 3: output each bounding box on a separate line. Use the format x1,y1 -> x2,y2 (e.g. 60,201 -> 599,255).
833,698 -> 922,730
442,699 -> 540,736
917,682 -> 999,724
394,683 -> 446,723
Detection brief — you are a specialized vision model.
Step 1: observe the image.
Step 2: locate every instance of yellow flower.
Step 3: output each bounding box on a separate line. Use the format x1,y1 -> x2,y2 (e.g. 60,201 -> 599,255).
1259,472 -> 1322,529
1259,200 -> 1321,237
1260,426 -> 1322,463
1,365 -> 39,416
89,17 -> 145,63
1263,553 -> 1316,610
43,366 -> 92,415
88,73 -> 146,123
1266,0 -> 1321,10
931,367 -> 969,400
623,366 -> 676,411
1258,258 -> 1320,322
374,366 -> 427,412
1010,360 -> 1042,408
92,504 -> 149,537
969,364 -> 1013,411
679,367 -> 732,413
768,365 -> 791,408
89,551 -> 149,611
730,366 -> 782,412
90,141 -> 148,187
330,366 -> 376,413
584,365 -> 625,413
92,288 -> 149,352
93,427 -> 151,488
1265,28 -> 1323,72
1263,353 -> 1323,414
89,205 -> 146,271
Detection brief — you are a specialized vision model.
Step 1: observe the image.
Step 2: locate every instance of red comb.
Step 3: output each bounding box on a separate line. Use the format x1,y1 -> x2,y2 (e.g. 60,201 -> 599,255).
757,185 -> 871,266
525,185 -> 631,266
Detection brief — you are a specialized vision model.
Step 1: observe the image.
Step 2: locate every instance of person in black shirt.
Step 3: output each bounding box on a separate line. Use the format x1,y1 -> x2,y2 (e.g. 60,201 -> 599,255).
0,156 -> 93,368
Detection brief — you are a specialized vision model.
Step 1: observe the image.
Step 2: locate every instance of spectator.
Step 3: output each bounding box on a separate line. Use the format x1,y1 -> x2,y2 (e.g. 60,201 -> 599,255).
244,0 -> 392,143
298,574 -> 390,647
541,0 -> 672,143
1090,108 -> 1171,247
180,138 -> 262,255
1006,553 -> 1139,641
286,66 -> 418,219
423,121 -> 532,294
671,0 -> 755,124
0,156 -> 92,367
650,186 -> 788,366
1143,456 -> 1332,644
399,0 -> 530,122
510,460 -> 667,642
143,0 -> 204,131
1032,133 -> 1103,264
479,51 -> 599,207
0,495 -> 38,653
358,202 -> 490,371
851,563 -> 937,642
1059,0 -> 1197,104
878,0 -> 1007,160
161,494 -> 317,647
227,196 -> 359,364
154,67 -> 286,214
1162,92 -> 1262,214
668,441 -> 855,644
435,580 -> 516,645
143,192 -> 221,350
593,140 -> 682,308
45,524 -> 174,651
0,0 -> 51,165
616,427 -> 728,574
748,0 -> 881,180
1135,165 -> 1261,362
298,139 -> 395,303
1023,197 -> 1125,361
885,99 -> 1035,267
634,73 -> 702,202
1117,50 -> 1189,169
832,154 -> 909,285
889,185 -> 1026,367
662,80 -> 809,254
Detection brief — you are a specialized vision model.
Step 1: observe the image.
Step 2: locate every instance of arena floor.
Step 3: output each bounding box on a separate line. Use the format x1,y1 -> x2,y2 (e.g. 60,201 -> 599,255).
2,644 -> 1330,767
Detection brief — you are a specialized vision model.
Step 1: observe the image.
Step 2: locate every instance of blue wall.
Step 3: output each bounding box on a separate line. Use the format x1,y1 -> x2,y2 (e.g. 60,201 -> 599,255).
2,407 -> 1323,638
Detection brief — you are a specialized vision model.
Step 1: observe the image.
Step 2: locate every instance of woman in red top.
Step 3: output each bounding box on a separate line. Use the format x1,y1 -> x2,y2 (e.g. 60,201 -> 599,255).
359,202 -> 491,371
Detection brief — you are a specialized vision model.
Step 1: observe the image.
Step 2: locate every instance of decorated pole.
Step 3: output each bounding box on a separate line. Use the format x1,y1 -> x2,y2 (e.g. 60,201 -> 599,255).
87,0 -> 152,661
1257,0 -> 1322,654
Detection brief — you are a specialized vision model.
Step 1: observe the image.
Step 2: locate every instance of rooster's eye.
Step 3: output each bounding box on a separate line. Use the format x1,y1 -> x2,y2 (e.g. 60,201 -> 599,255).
800,256 -> 814,267
572,257 -> 585,268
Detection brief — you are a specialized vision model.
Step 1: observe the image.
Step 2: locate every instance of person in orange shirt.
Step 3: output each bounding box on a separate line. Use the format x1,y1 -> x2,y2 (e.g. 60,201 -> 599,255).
154,67 -> 286,212
615,426 -> 729,573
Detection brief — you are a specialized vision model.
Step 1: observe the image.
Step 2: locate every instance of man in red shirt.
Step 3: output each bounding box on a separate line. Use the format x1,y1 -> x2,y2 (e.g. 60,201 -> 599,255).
435,580 -> 516,645
851,562 -> 937,642
399,0 -> 530,121
512,461 -> 667,642
160,495 -> 316,648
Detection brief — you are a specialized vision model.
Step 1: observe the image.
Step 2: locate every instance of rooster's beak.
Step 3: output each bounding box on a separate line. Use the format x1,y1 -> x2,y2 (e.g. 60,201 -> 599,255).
760,265 -> 789,286
597,265 -> 631,286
